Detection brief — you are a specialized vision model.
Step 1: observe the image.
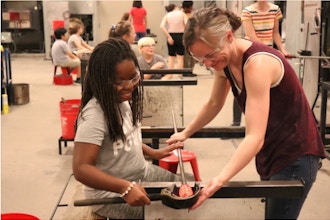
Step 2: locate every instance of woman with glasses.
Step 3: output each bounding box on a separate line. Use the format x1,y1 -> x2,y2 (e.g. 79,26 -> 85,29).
166,7 -> 325,219
73,38 -> 182,219
137,37 -> 172,80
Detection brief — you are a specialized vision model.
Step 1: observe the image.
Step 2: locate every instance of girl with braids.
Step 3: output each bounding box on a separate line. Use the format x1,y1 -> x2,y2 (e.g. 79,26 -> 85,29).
167,7 -> 325,219
73,38 -> 182,219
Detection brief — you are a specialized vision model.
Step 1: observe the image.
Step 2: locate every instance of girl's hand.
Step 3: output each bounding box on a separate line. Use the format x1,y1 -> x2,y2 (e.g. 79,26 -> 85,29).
153,141 -> 184,160
123,184 -> 151,206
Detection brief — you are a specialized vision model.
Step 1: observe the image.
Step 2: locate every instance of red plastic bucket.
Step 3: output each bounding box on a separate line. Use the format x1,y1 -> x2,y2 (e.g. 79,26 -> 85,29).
52,20 -> 64,30
59,99 -> 81,139
53,74 -> 73,85
1,213 -> 39,220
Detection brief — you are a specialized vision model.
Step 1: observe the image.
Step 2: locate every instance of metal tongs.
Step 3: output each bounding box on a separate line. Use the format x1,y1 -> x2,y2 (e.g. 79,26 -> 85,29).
171,110 -> 187,185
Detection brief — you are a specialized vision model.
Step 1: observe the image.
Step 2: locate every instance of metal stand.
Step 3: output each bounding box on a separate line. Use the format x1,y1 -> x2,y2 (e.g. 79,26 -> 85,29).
58,136 -> 74,155
50,174 -> 73,220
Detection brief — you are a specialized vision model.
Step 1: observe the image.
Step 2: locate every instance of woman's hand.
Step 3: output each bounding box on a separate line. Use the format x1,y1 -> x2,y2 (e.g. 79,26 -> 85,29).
153,141 -> 184,160
166,132 -> 187,145
151,62 -> 165,70
123,184 -> 151,206
190,176 -> 222,210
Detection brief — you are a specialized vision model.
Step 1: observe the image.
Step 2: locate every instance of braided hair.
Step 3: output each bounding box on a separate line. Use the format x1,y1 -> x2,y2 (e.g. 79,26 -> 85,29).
79,38 -> 143,142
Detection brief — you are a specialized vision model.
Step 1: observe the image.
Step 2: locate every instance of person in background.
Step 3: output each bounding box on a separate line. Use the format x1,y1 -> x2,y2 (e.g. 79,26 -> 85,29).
181,0 -> 197,76
51,28 -> 82,83
68,18 -> 94,53
160,4 -> 185,71
121,12 -> 130,22
109,21 -> 136,44
129,1 -> 147,41
108,20 -> 139,57
232,0 -> 293,126
137,37 -> 172,80
182,1 -> 194,25
167,7 -> 326,219
73,38 -> 182,219
241,0 -> 291,57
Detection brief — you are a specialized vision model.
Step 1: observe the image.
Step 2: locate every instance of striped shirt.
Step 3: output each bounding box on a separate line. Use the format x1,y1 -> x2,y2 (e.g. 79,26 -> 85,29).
241,3 -> 282,46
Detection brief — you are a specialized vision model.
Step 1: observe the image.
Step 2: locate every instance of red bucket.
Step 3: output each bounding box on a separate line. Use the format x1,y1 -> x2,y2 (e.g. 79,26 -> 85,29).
1,213 -> 39,220
52,20 -> 64,30
59,99 -> 81,139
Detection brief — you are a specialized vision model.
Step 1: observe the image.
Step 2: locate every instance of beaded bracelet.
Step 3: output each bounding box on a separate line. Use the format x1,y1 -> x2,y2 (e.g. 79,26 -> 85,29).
120,181 -> 136,197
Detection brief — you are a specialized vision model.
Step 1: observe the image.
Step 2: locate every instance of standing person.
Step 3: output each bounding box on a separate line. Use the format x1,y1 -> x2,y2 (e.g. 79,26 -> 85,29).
241,0 -> 290,57
182,0 -> 197,76
160,4 -> 185,71
129,1 -> 147,41
68,18 -> 94,53
51,28 -> 82,83
182,0 -> 194,24
166,7 -> 326,219
232,0 -> 293,126
137,37 -> 172,80
73,38 -> 182,219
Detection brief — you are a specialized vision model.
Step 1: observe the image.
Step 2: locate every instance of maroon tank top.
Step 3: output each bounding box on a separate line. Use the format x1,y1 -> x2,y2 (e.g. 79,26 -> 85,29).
224,41 -> 326,179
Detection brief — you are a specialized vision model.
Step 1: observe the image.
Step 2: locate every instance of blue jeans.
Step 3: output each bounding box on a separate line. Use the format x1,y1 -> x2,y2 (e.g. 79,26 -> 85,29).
264,154 -> 320,219
135,32 -> 146,41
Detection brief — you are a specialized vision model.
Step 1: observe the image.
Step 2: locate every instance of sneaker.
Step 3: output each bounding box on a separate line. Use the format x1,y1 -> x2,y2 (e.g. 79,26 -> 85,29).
75,78 -> 81,84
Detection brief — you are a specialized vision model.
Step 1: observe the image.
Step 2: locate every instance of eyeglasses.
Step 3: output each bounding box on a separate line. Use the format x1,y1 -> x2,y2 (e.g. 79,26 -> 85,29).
115,69 -> 141,87
142,44 -> 156,48
189,47 -> 222,63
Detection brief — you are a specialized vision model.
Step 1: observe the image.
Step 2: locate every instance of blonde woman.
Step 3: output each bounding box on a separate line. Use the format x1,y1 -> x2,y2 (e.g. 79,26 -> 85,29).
137,37 -> 172,80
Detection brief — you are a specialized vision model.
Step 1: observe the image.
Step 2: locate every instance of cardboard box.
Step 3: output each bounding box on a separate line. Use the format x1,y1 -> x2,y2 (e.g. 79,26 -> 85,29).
19,11 -> 30,21
2,12 -> 10,21
20,21 -> 31,28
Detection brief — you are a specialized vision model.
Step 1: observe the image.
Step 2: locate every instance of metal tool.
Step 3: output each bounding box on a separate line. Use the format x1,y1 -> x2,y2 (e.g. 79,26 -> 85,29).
171,110 -> 187,185
74,183 -> 200,209
171,110 -> 194,197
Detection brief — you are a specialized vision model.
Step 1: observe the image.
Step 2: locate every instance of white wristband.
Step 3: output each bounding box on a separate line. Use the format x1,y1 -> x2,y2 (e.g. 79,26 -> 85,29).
120,181 -> 136,197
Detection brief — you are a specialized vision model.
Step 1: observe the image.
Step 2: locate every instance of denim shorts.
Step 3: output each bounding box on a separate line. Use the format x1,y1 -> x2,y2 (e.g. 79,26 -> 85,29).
264,154 -> 320,219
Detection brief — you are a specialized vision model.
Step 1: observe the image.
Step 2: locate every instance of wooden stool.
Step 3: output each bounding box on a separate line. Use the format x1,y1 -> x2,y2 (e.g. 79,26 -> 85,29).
159,149 -> 201,181
53,65 -> 73,85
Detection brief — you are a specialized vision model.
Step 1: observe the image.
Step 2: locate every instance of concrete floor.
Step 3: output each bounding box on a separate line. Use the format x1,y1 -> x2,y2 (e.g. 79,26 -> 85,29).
1,53 -> 330,219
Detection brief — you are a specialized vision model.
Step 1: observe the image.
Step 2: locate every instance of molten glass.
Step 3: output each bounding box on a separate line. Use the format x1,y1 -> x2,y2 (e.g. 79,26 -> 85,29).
178,184 -> 194,197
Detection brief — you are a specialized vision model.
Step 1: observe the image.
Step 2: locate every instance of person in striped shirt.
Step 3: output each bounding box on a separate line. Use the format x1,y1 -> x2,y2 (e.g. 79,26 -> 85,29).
241,0 -> 291,57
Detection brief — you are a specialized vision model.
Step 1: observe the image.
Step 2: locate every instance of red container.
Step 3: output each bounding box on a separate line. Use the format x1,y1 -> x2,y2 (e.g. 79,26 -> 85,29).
9,12 -> 20,21
53,75 -> 73,85
52,20 -> 65,30
61,67 -> 79,75
59,99 -> 81,139
1,213 -> 39,220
